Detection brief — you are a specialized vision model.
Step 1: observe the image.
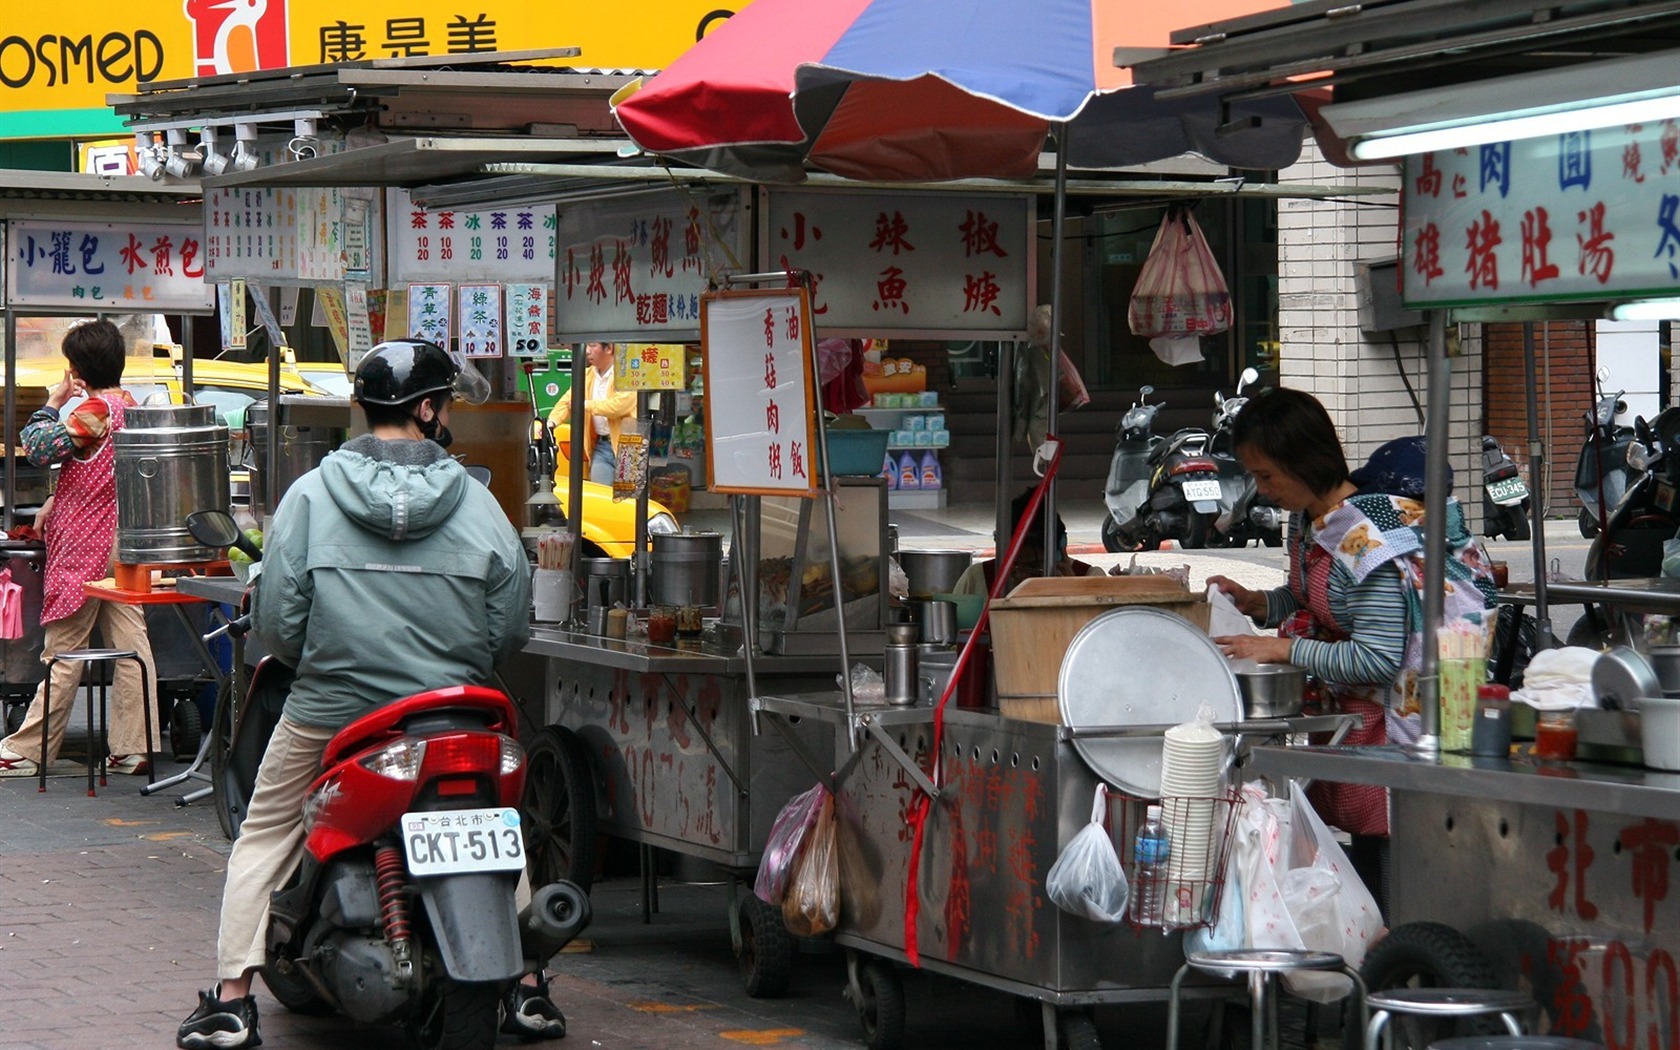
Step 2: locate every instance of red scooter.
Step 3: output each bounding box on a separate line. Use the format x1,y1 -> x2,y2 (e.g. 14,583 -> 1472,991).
187,511 -> 589,1050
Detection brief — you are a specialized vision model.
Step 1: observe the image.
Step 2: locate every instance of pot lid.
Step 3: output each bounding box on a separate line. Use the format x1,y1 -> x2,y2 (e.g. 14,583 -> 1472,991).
1057,606 -> 1241,797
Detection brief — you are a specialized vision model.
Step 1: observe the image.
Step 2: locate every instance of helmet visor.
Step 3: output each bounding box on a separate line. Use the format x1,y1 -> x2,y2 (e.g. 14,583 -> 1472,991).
450,352 -> 492,405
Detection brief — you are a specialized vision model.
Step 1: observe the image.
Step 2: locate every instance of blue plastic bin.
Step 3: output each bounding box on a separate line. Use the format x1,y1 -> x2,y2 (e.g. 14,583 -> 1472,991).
823,429 -> 892,476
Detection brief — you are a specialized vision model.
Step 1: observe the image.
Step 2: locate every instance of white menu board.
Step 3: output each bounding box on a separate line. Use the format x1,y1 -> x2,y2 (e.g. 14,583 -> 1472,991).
388,187 -> 555,283
553,187 -> 748,342
762,188 -> 1033,338
506,283 -> 550,358
407,283 -> 452,346
7,220 -> 213,311
457,283 -> 504,358
204,184 -> 371,283
702,288 -> 817,497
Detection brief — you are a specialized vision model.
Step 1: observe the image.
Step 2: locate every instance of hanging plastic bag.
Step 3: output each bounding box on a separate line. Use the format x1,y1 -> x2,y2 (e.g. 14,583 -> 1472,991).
612,433 -> 648,503
755,784 -> 828,906
0,569 -> 21,641
1046,783 -> 1129,924
1128,208 -> 1232,362
1240,783 -> 1383,1001
1058,349 -> 1092,411
782,787 -> 840,936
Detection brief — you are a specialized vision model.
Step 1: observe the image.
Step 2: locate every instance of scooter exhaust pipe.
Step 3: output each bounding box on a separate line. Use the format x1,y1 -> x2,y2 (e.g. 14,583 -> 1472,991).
520,880 -> 592,963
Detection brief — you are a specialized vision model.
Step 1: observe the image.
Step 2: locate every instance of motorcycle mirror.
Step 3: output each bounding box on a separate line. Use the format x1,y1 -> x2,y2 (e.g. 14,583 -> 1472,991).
186,510 -> 262,562
1239,366 -> 1259,388
1139,385 -> 1154,399
1597,364 -> 1612,384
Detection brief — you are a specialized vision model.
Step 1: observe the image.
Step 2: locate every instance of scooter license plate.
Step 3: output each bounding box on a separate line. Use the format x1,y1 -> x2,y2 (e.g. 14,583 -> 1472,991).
401,807 -> 526,877
1180,479 -> 1222,502
1486,476 -> 1528,503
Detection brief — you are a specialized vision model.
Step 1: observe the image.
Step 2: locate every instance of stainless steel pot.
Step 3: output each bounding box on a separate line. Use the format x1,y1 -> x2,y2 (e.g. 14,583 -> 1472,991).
247,399 -> 344,520
1235,664 -> 1306,718
916,598 -> 957,646
897,549 -> 973,598
650,530 -> 723,608
115,403 -> 229,563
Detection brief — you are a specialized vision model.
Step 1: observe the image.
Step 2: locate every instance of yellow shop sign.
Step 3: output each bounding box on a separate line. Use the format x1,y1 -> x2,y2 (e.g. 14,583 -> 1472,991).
1,1 -> 740,141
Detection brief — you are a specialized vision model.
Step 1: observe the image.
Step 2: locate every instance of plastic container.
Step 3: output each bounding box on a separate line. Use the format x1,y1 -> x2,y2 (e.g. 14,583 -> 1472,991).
824,429 -> 892,476
1128,804 -> 1171,927
1535,709 -> 1579,760
1640,694 -> 1680,770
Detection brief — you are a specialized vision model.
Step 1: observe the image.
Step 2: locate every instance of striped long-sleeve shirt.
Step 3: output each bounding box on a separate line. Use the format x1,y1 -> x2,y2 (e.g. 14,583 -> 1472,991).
21,392 -> 135,467
1260,528 -> 1410,687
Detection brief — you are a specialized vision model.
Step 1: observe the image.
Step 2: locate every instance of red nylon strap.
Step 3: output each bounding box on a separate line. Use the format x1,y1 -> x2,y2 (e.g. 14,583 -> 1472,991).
902,444 -> 1061,966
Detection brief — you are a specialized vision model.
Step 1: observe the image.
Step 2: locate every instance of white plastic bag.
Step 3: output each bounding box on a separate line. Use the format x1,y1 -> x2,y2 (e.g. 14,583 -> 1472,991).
1046,784 -> 1129,924
1238,783 -> 1383,1001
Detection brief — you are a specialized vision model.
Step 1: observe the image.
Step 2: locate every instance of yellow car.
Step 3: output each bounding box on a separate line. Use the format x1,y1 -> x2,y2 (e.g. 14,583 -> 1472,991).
9,351 -> 331,428
548,422 -> 680,558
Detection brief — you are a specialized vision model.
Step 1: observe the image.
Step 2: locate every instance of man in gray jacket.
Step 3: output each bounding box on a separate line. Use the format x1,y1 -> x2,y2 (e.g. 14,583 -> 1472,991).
178,341 -> 554,1049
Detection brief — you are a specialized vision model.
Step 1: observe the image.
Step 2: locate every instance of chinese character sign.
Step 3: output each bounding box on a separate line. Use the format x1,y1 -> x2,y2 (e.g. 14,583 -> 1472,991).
7,220 -> 212,311
614,343 -> 687,391
554,187 -> 747,341
406,283 -> 452,345
204,170 -> 370,282
505,283 -> 551,358
457,283 -> 503,358
765,190 -> 1032,337
389,188 -> 556,283
1403,125 -> 1680,305
701,288 -> 817,496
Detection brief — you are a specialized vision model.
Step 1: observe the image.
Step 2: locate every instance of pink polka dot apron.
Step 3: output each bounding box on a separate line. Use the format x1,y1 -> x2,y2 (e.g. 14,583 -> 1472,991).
41,395 -> 125,624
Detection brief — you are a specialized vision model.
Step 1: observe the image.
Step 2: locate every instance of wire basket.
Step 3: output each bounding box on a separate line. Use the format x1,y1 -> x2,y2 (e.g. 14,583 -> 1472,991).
1106,786 -> 1243,932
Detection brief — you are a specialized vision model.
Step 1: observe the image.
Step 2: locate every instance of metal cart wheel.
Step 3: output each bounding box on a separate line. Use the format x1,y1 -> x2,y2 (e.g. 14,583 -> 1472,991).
521,726 -> 599,892
732,892 -> 792,998
850,955 -> 905,1050
1057,1010 -> 1102,1050
170,694 -> 203,761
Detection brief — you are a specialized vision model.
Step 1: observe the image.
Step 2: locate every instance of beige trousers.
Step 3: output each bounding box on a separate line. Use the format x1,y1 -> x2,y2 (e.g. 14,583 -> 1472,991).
217,716 -> 532,980
1,597 -> 160,763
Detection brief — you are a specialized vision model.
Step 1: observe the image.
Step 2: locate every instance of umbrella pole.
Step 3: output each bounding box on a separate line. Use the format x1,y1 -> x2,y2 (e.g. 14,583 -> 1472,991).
1521,322 -> 1553,648
1417,310 -> 1452,756
1043,123 -> 1069,575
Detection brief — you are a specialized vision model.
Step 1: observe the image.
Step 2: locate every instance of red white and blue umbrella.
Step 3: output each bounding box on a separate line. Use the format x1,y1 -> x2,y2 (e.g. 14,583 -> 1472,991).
612,0 -> 1306,183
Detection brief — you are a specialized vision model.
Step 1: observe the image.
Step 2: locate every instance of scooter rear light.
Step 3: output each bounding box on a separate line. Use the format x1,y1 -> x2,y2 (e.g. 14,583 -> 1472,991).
434,777 -> 480,797
360,738 -> 426,781
1169,458 -> 1218,477
417,733 -> 505,778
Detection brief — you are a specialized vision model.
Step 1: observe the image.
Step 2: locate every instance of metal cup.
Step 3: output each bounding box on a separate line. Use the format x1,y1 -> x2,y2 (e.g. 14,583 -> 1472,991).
916,599 -> 957,646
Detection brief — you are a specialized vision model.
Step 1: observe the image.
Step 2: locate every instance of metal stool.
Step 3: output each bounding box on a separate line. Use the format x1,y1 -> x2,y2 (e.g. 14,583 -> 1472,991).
39,647 -> 153,796
1430,1037 -> 1607,1050
1167,948 -> 1368,1050
1366,989 -> 1532,1049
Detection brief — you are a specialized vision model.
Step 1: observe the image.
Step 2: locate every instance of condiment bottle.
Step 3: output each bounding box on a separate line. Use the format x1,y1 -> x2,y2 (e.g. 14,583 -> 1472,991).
1470,684 -> 1513,757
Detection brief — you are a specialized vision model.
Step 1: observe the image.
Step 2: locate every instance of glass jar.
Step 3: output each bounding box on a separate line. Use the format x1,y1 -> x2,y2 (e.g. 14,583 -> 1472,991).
1534,709 -> 1578,760
647,606 -> 677,645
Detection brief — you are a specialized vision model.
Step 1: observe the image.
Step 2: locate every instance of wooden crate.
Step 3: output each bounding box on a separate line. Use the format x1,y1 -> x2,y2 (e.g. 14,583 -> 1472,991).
990,578 -> 1210,724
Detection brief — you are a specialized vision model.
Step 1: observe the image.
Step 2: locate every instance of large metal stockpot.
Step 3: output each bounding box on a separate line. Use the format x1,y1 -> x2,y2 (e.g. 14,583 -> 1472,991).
896,548 -> 972,598
247,399 -> 344,520
115,404 -> 229,564
650,530 -> 723,608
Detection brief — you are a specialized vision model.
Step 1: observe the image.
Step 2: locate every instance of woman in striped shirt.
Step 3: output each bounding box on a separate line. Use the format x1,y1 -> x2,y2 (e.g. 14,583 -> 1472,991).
1210,390 -> 1495,912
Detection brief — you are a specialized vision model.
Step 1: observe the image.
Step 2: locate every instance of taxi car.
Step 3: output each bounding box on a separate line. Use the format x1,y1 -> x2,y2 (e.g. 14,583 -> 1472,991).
547,421 -> 680,558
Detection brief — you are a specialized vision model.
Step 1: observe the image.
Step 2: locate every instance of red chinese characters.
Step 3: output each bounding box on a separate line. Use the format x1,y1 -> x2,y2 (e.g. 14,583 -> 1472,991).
1547,809 -> 1599,921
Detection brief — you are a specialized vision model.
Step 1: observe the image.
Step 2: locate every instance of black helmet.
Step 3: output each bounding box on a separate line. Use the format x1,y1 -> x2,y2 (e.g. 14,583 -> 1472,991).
354,340 -> 489,406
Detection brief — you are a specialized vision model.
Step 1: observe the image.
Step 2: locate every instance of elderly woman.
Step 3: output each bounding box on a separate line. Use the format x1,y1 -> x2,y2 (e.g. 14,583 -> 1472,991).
1209,390 -> 1494,909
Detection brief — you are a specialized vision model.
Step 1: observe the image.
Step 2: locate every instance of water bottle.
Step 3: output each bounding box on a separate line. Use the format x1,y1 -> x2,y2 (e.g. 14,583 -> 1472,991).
1129,804 -> 1172,926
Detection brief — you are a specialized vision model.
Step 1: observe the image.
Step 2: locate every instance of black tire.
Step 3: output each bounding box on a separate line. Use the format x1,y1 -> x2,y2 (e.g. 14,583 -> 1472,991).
521,726 -> 599,893
408,979 -> 500,1050
209,679 -> 242,841
1183,512 -> 1210,551
1058,1011 -> 1103,1050
3,700 -> 25,736
1101,517 -> 1126,554
1360,922 -> 1502,1049
213,659 -> 292,841
1261,531 -> 1283,548
1579,507 -> 1599,538
735,893 -> 793,998
855,958 -> 906,1050
1566,610 -> 1609,650
170,696 -> 203,762
260,962 -> 332,1015
1501,505 -> 1531,542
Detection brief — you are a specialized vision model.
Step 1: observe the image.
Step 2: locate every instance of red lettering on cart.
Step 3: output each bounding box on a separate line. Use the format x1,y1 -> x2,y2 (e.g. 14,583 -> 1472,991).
638,747 -> 657,828
1605,940 -> 1636,1050
1004,826 -> 1040,960
699,766 -> 720,845
1648,949 -> 1679,1050
1548,809 -> 1600,921
1620,817 -> 1679,934
1548,937 -> 1596,1037
945,802 -> 971,960
666,685 -> 693,751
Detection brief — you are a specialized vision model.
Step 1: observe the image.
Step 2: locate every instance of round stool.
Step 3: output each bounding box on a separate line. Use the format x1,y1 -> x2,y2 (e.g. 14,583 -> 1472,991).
40,647 -> 152,796
1430,1037 -> 1607,1050
1366,988 -> 1532,1049
1166,948 -> 1369,1050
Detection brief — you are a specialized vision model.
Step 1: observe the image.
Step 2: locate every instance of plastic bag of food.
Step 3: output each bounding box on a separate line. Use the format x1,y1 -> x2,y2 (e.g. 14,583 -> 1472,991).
613,433 -> 648,503
754,784 -> 828,906
782,788 -> 840,936
840,662 -> 885,704
1045,784 -> 1128,924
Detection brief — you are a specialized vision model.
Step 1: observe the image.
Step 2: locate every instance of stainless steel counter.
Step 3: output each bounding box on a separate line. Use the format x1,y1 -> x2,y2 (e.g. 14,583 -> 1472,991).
1248,743 -> 1680,819
174,575 -> 248,606
522,626 -> 849,676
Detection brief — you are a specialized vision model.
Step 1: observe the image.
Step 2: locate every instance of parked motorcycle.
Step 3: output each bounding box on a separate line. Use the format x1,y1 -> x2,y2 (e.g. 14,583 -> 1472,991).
1575,373 -> 1637,538
1207,367 -> 1283,548
1571,409 -> 1680,646
1480,434 -> 1531,542
185,510 -> 591,1050
1100,385 -> 1165,552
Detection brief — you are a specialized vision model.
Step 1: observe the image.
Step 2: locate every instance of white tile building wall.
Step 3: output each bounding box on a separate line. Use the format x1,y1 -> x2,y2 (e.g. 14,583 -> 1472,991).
1277,141 -> 1487,523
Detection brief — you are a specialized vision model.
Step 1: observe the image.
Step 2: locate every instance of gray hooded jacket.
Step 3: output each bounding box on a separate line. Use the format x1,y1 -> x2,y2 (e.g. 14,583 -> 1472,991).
252,434 -> 532,729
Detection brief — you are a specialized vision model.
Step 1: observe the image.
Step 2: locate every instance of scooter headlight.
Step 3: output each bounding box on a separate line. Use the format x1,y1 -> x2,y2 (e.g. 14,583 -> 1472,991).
1628,442 -> 1652,472
361,739 -> 427,781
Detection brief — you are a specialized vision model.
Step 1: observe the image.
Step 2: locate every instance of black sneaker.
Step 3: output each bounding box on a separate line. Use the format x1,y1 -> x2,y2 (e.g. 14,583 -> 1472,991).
501,977 -> 567,1040
177,986 -> 262,1049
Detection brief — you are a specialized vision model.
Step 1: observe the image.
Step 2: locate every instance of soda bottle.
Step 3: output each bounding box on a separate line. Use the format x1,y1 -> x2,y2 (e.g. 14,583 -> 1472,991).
1128,804 -> 1172,926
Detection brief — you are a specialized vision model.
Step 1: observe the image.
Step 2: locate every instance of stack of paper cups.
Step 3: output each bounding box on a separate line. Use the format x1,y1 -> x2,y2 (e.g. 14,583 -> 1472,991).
1158,719 -> 1228,927
532,568 -> 574,623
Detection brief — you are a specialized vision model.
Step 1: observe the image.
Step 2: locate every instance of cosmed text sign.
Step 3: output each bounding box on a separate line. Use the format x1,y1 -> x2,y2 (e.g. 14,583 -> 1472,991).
7,219 -> 213,311
1402,126 -> 1680,307
701,288 -> 817,497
